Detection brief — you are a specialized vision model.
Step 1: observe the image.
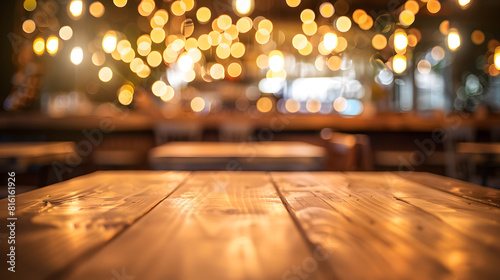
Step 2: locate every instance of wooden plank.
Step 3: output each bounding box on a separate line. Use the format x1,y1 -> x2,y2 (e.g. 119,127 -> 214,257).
0,171 -> 188,280
65,172 -> 328,280
271,172 -> 500,280
400,172 -> 500,207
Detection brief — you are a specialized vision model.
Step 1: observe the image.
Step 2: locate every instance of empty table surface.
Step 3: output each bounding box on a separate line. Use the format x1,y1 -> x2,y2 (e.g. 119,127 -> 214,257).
1,171 -> 499,280
150,141 -> 326,171
0,142 -> 76,172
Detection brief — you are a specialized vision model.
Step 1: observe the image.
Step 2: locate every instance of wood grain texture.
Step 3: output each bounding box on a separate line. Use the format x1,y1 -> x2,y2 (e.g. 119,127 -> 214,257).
66,172 -> 327,280
271,172 -> 500,280
400,172 -> 500,207
0,171 -> 188,280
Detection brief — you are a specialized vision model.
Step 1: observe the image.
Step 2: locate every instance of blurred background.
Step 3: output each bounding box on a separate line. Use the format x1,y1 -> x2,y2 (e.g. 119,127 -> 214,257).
1,0 -> 500,192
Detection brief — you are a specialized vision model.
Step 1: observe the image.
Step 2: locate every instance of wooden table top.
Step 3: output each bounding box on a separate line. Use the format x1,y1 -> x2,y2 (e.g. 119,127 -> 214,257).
150,141 -> 326,159
1,171 -> 499,280
0,142 -> 76,171
0,142 -> 75,158
457,142 -> 500,154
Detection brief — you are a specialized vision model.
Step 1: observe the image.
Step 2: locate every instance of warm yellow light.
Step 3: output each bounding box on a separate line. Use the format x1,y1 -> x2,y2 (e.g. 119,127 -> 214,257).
334,37 -> 348,53
182,69 -> 195,83
427,0 -> 441,14
236,17 -> 253,33
324,33 -> 338,51
458,0 -> 471,7
98,67 -> 113,82
150,28 -> 166,43
191,97 -> 206,112
333,97 -> 347,112
70,47 -> 83,65
353,9 -> 367,24
405,1 -> 420,14
198,34 -> 211,50
286,0 -> 301,8
69,0 -> 83,18
24,0 -> 37,11
102,32 -> 117,53
89,2 -> 105,17
431,46 -> 445,61
268,51 -> 284,72
152,80 -> 167,97
298,41 -> 313,56
59,26 -> 73,41
393,55 -> 407,74
300,9 -> 315,24
147,51 -> 162,67
255,29 -> 270,44
292,34 -> 307,50
196,7 -> 211,23
302,22 -> 317,36
46,36 -> 59,56
138,0 -> 155,16
210,63 -> 225,79
256,54 -> 269,69
259,19 -> 273,33
399,10 -> 415,26
227,62 -> 242,78
327,55 -> 342,71
319,2 -> 334,18
448,30 -> 461,51
439,20 -> 449,35
113,0 -> 127,8
306,99 -> 321,113
256,97 -> 273,113
216,45 -> 231,59
171,1 -> 186,16
285,99 -> 300,113
118,85 -> 133,105
22,20 -> 36,34
359,15 -> 374,30
217,15 -> 232,30
130,58 -> 144,73
494,47 -> 500,70
33,38 -> 45,55
230,42 -> 246,58
92,51 -> 105,66
234,0 -> 253,15
209,31 -> 222,46
161,85 -> 175,101
153,9 -> 169,26
137,64 -> 151,78
336,16 -> 351,33
372,34 -> 387,50
471,30 -> 485,45
394,31 -> 408,52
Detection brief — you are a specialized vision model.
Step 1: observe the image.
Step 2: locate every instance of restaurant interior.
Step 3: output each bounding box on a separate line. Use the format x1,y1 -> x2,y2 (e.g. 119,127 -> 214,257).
1,0 -> 500,279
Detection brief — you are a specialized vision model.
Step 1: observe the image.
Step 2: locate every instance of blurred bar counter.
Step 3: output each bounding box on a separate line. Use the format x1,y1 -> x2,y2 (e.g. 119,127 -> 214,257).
1,111 -> 499,132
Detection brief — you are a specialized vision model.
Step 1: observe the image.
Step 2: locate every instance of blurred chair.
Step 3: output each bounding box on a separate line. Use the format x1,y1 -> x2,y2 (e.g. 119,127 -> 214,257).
444,126 -> 476,181
325,132 -> 374,171
154,122 -> 203,145
218,122 -> 254,142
